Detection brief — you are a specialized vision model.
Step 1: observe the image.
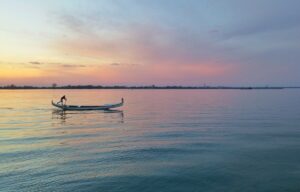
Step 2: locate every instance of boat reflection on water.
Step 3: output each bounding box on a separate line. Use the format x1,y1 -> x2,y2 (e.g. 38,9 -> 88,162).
51,109 -> 124,125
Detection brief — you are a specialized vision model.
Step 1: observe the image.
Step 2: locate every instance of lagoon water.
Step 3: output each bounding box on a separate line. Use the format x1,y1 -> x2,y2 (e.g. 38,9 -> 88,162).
0,89 -> 300,192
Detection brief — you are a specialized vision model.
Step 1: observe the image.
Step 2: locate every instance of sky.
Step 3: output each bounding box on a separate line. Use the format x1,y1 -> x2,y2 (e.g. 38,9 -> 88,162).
0,0 -> 300,86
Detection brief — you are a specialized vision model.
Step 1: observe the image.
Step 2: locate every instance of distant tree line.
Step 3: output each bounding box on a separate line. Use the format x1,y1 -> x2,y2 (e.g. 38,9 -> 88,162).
0,84 -> 289,89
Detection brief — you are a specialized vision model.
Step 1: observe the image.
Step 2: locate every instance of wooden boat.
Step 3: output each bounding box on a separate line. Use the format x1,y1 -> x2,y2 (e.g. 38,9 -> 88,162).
52,98 -> 124,111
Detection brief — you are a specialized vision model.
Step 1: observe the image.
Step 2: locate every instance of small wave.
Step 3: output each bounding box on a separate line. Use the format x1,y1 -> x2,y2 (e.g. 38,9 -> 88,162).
0,107 -> 13,110
33,108 -> 50,111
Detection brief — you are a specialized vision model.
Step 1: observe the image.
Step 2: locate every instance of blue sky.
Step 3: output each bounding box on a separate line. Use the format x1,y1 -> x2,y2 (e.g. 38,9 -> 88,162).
0,0 -> 300,86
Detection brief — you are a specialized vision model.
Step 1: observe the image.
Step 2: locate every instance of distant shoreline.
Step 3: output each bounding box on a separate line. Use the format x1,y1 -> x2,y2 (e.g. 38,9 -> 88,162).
0,85 -> 299,90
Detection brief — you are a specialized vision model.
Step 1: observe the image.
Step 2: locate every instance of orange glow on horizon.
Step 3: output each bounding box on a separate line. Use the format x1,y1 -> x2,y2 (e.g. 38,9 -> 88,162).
0,60 -> 234,86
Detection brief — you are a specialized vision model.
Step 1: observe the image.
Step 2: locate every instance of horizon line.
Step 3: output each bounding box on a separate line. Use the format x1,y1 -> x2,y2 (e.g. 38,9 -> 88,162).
1,85 -> 300,90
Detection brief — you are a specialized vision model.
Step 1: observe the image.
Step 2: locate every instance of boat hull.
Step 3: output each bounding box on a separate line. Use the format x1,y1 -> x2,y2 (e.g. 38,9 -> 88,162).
51,99 -> 124,111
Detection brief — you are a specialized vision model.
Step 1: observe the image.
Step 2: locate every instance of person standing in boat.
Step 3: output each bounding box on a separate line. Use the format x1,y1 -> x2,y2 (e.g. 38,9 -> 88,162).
58,95 -> 67,105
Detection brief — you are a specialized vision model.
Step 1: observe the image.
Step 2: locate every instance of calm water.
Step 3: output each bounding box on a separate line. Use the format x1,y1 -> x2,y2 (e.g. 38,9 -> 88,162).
0,89 -> 300,192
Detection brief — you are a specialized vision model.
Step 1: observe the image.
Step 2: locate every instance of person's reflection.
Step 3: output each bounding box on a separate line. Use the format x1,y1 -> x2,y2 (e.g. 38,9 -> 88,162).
52,109 -> 124,125
52,110 -> 67,124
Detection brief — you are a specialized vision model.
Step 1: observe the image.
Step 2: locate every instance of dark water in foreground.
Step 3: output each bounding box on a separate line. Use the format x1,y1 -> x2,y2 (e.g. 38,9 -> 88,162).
0,89 -> 300,192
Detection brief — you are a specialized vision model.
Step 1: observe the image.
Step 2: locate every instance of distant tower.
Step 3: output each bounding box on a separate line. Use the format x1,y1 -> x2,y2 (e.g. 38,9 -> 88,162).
52,83 -> 57,89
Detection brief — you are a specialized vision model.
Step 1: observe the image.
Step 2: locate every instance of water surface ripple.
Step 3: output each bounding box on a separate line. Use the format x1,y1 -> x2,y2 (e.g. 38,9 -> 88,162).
0,89 -> 300,192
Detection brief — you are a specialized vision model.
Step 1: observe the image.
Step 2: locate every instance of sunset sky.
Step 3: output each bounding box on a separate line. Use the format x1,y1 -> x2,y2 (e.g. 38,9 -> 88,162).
1,0 -> 300,86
